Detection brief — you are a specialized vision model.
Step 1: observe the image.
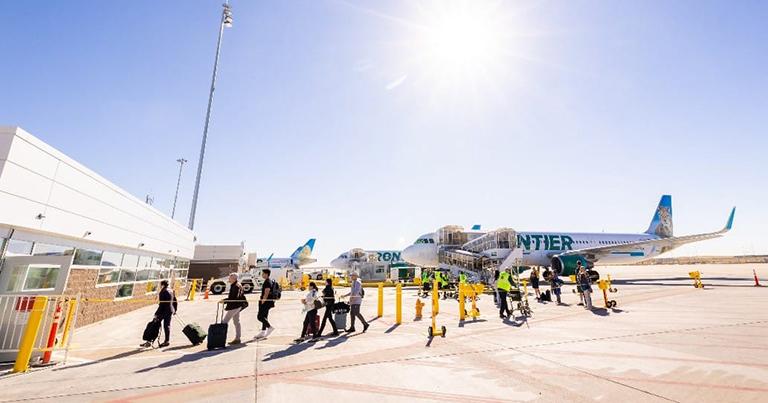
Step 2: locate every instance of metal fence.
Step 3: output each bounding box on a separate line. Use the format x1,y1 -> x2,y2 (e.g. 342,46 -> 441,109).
0,294 -> 80,371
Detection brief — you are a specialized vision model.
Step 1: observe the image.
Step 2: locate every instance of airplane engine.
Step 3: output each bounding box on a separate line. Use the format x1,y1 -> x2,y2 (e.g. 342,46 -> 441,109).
551,255 -> 594,277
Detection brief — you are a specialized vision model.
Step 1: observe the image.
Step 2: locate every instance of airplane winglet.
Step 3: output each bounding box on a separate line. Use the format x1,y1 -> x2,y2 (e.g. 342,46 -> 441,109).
724,207 -> 736,231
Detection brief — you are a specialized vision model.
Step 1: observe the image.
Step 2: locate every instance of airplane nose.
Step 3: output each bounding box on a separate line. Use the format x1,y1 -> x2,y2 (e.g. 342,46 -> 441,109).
330,258 -> 343,269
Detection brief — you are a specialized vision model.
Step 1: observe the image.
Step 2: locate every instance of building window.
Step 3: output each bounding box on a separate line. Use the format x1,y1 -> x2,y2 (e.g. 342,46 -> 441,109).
6,239 -> 34,256
97,268 -> 120,284
101,251 -> 123,267
138,256 -> 152,269
137,268 -> 151,282
115,283 -> 134,298
73,248 -> 103,266
122,254 -> 139,268
22,265 -> 60,291
33,243 -> 74,256
119,268 -> 137,282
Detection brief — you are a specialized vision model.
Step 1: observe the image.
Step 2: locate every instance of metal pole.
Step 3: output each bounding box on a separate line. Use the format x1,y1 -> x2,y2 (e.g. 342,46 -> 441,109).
188,2 -> 232,230
171,158 -> 187,219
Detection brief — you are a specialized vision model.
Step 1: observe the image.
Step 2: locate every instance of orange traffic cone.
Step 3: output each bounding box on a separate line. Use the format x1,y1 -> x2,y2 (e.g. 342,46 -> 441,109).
754,269 -> 762,287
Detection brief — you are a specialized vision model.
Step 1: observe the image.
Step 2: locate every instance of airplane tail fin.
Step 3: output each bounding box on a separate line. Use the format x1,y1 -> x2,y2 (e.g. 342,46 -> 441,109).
645,195 -> 673,238
291,239 -> 316,260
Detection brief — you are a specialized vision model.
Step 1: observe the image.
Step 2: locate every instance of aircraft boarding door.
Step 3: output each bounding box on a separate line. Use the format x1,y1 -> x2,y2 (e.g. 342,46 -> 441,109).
0,255 -> 72,295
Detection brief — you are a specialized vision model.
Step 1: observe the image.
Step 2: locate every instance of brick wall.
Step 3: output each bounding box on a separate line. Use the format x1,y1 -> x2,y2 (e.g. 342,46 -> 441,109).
64,268 -> 189,328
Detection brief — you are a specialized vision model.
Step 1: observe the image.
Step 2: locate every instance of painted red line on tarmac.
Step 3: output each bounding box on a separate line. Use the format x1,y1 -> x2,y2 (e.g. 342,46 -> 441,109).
533,370 -> 768,393
104,375 -> 253,403
272,375 -> 513,403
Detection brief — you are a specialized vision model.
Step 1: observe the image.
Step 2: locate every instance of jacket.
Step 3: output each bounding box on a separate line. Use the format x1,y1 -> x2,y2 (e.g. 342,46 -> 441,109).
155,288 -> 176,317
224,282 -> 246,311
303,289 -> 318,312
578,272 -> 593,292
496,272 -> 512,292
322,284 -> 335,305
349,279 -> 364,305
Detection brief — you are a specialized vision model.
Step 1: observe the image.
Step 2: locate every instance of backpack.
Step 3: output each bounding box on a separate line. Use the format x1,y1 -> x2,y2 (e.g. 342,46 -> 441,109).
269,280 -> 282,301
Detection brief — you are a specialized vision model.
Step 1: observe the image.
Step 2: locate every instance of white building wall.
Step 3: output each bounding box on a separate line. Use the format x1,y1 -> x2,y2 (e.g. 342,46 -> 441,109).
0,126 -> 194,258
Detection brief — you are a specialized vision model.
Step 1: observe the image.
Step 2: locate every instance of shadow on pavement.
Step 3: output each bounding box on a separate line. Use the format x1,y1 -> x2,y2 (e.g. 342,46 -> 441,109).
458,319 -> 487,328
262,342 -> 314,361
53,348 -> 149,371
135,345 -> 245,373
384,324 -> 400,334
315,334 -> 356,350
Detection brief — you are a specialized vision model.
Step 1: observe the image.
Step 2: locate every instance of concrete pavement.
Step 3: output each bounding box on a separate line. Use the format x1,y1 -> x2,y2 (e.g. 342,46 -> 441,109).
1,264 -> 766,402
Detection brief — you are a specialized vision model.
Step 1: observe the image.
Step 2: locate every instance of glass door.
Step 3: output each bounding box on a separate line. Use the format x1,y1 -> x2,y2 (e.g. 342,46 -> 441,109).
0,255 -> 72,295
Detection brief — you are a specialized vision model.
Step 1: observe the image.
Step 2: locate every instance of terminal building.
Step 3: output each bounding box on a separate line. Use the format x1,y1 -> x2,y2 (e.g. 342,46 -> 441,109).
0,126 -> 195,327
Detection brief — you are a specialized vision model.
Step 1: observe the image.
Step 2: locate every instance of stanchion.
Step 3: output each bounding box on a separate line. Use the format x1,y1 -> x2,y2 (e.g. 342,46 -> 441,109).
60,298 -> 78,348
13,296 -> 48,373
377,283 -> 384,318
597,275 -> 618,308
189,279 -> 198,301
395,283 -> 402,325
458,284 -> 466,321
42,301 -> 63,364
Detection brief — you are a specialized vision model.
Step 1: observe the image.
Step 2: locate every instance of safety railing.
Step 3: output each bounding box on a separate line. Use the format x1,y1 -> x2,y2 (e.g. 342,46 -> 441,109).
0,294 -> 80,372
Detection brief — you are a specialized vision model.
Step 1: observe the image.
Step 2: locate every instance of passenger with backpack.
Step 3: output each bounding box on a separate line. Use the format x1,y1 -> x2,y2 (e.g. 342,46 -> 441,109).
313,278 -> 339,340
256,269 -> 278,339
342,272 -> 369,333
142,280 -> 176,348
222,273 -> 247,345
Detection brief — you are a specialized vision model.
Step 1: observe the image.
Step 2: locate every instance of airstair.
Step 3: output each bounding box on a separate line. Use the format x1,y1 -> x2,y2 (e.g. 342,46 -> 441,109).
436,227 -> 521,281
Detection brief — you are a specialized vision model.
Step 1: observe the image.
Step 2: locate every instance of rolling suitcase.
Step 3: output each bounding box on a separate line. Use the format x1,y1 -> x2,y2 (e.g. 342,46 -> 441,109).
142,319 -> 161,345
176,316 -> 207,346
332,301 -> 350,330
207,303 -> 228,350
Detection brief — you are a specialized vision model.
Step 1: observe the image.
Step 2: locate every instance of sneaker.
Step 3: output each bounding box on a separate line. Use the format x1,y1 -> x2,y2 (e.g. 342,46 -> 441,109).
293,338 -> 304,343
363,323 -> 370,333
264,327 -> 275,337
140,342 -> 151,348
255,330 -> 266,339
331,331 -> 340,336
346,328 -> 356,333
228,339 -> 242,345
158,342 -> 169,348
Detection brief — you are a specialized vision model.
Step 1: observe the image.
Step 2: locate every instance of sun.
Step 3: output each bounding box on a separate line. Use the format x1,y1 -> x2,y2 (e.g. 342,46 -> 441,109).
413,1 -> 510,88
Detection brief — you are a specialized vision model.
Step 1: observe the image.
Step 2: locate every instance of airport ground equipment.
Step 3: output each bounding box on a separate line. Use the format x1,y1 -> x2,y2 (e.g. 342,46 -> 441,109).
415,298 -> 424,320
459,283 -> 482,321
428,279 -> 446,338
689,271 -> 704,289
13,296 -> 48,373
508,266 -> 532,317
597,274 -> 618,308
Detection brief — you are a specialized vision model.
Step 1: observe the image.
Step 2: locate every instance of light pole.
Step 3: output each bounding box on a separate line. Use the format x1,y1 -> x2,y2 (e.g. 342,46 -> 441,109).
171,158 -> 187,219
188,1 -> 233,230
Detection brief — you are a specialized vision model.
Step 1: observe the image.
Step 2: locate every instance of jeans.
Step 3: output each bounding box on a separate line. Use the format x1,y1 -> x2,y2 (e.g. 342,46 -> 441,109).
222,308 -> 242,339
316,305 -> 338,336
257,302 -> 273,330
497,289 -> 510,317
583,290 -> 593,309
349,304 -> 368,330
301,309 -> 318,338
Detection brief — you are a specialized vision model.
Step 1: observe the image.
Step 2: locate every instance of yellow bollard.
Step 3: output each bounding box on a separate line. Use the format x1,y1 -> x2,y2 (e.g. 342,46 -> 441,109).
59,299 -> 78,347
395,283 -> 402,325
458,284 -> 466,321
377,283 -> 384,318
189,279 -> 198,301
415,299 -> 424,319
428,279 -> 445,337
432,279 -> 439,316
13,296 -> 48,373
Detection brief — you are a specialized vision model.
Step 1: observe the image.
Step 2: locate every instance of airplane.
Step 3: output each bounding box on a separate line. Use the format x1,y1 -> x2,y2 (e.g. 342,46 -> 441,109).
401,195 -> 735,279
330,249 -> 405,269
255,238 -> 317,271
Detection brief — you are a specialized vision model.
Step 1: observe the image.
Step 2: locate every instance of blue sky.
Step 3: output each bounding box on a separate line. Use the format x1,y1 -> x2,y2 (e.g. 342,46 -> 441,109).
1,0 -> 766,264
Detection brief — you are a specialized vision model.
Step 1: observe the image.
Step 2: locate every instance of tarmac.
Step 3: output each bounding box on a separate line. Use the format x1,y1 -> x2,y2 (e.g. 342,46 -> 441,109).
1,264 -> 767,403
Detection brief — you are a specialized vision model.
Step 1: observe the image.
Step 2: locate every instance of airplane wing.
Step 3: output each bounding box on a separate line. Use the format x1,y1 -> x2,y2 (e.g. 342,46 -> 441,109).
556,207 -> 735,263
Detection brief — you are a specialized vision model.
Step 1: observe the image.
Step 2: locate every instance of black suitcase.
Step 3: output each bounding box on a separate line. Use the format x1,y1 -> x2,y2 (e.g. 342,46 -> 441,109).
207,303 -> 228,350
143,319 -> 161,343
176,316 -> 207,345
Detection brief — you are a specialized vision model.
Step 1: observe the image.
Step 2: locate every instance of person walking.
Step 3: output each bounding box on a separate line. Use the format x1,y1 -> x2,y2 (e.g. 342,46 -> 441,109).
578,264 -> 594,310
222,273 -> 247,345
530,268 -> 541,302
314,278 -> 339,340
342,272 -> 369,333
497,269 -> 512,319
256,269 -> 276,339
143,280 -> 176,348
296,282 -> 320,343
550,271 -> 564,304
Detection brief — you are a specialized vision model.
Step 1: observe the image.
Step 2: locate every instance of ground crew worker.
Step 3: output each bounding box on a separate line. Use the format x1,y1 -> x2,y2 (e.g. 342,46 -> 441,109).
496,269 -> 512,319
459,272 -> 467,284
439,271 -> 449,289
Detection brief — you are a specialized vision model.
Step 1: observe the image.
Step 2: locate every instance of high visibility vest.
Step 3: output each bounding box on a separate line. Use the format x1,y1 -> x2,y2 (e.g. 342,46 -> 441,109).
440,273 -> 448,286
497,272 -> 511,291
459,273 -> 467,284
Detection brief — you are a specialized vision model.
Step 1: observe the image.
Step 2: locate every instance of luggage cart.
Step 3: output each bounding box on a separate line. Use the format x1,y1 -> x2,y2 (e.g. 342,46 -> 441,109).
508,266 -> 532,317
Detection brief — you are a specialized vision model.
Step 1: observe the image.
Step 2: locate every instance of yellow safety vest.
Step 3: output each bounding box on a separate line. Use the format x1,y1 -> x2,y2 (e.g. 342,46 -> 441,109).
497,272 -> 511,291
459,273 -> 467,284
